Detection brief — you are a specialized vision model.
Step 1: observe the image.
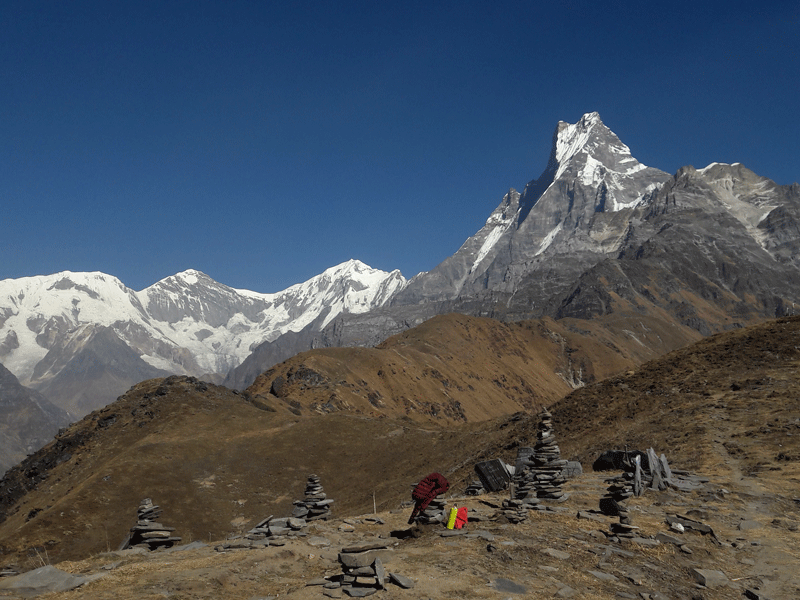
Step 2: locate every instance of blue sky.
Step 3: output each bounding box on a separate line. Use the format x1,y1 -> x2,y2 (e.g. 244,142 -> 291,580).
3,1 -> 799,292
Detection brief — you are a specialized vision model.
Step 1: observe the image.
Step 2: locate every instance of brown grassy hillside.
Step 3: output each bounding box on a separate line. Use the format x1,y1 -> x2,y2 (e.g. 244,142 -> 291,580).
247,312 -> 698,421
2,312 -> 792,573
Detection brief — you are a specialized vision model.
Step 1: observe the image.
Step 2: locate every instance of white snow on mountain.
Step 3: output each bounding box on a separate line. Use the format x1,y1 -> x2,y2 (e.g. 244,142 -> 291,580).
469,199 -> 516,274
694,162 -> 781,250
535,221 -> 563,256
0,260 -> 406,383
549,111 -> 665,212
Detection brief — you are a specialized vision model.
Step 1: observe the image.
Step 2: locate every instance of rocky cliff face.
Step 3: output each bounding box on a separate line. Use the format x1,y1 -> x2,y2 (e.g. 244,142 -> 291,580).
0,363 -> 70,475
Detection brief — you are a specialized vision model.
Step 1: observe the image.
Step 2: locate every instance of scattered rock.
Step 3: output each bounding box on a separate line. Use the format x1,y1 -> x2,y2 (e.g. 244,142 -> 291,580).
388,572 -> 415,589
0,565 -> 104,596
541,547 -> 571,560
691,568 -> 730,588
490,577 -> 527,594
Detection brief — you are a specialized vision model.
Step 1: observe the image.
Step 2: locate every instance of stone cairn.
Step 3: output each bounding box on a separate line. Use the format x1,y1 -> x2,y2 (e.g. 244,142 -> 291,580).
601,471 -> 637,539
599,448 -> 675,539
464,480 -> 486,496
513,408 -> 569,506
310,543 -> 414,597
412,484 -> 448,525
121,498 -> 181,551
293,474 -> 335,521
219,475 -> 333,551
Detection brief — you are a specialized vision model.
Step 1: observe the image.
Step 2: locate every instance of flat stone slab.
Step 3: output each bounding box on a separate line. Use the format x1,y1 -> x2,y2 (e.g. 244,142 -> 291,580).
306,536 -> 331,547
491,578 -> 526,594
465,530 -> 495,541
339,551 -> 380,569
630,537 -> 661,547
692,568 -> 729,588
577,510 -> 605,522
440,529 -> 467,537
342,586 -> 377,597
587,570 -> 618,582
0,566 -> 105,597
541,548 -> 571,560
388,572 -> 415,589
655,532 -> 683,545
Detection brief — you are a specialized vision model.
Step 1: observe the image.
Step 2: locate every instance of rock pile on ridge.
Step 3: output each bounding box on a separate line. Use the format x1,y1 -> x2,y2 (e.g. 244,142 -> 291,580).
305,543 -> 415,596
414,497 -> 448,525
513,408 -> 568,505
120,498 -> 181,551
293,474 -> 334,521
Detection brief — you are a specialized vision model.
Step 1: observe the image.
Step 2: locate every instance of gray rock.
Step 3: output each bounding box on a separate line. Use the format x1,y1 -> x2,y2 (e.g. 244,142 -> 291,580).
541,548 -> 571,560
339,551 -> 379,569
0,565 -> 104,597
441,529 -> 466,537
587,570 -> 618,582
691,568 -> 729,588
343,586 -> 376,597
374,557 -> 385,589
630,537 -> 660,546
388,572 -> 415,589
465,530 -> 495,541
268,526 -> 290,536
655,532 -> 683,545
169,541 -> 208,552
555,584 -> 577,597
491,578 -> 527,594
577,510 -> 605,522
346,567 -> 375,576
562,461 -> 583,478
306,536 -> 331,547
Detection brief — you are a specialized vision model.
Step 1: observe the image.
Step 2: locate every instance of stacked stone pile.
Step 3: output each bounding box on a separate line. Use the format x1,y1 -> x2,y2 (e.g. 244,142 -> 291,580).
293,474 -> 334,521
513,409 -> 569,504
309,543 -> 414,597
598,454 -> 648,539
415,497 -> 448,525
121,498 -> 181,551
602,474 -> 637,539
501,499 -> 528,523
245,516 -> 306,540
464,480 -> 485,496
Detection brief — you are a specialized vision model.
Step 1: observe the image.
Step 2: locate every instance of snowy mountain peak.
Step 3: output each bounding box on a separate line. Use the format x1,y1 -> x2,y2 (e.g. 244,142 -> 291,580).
554,111 -> 606,165
540,112 -> 670,212
146,269 -> 216,292
553,112 -> 638,180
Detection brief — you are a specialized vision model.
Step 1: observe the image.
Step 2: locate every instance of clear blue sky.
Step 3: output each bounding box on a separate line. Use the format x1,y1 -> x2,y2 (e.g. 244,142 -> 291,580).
3,1 -> 798,292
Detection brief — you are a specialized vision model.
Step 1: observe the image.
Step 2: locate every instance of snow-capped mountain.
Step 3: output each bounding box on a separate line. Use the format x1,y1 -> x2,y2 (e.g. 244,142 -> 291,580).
226,112 -> 800,389
392,112 -> 673,304
0,260 -> 406,415
388,112 -> 800,315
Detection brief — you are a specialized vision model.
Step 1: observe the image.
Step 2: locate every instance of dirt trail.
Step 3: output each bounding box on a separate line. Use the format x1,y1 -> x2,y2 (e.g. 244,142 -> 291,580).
707,418 -> 800,600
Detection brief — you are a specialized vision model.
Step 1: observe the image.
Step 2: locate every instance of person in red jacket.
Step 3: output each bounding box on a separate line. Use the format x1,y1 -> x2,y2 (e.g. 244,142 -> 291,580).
408,472 -> 450,524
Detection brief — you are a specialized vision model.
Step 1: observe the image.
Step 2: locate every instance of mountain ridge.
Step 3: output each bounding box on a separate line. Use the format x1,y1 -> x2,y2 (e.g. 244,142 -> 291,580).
0,260 -> 406,417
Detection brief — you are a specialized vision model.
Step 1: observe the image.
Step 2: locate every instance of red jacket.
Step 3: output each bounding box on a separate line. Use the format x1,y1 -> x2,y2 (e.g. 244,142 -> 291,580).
412,472 -> 450,512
